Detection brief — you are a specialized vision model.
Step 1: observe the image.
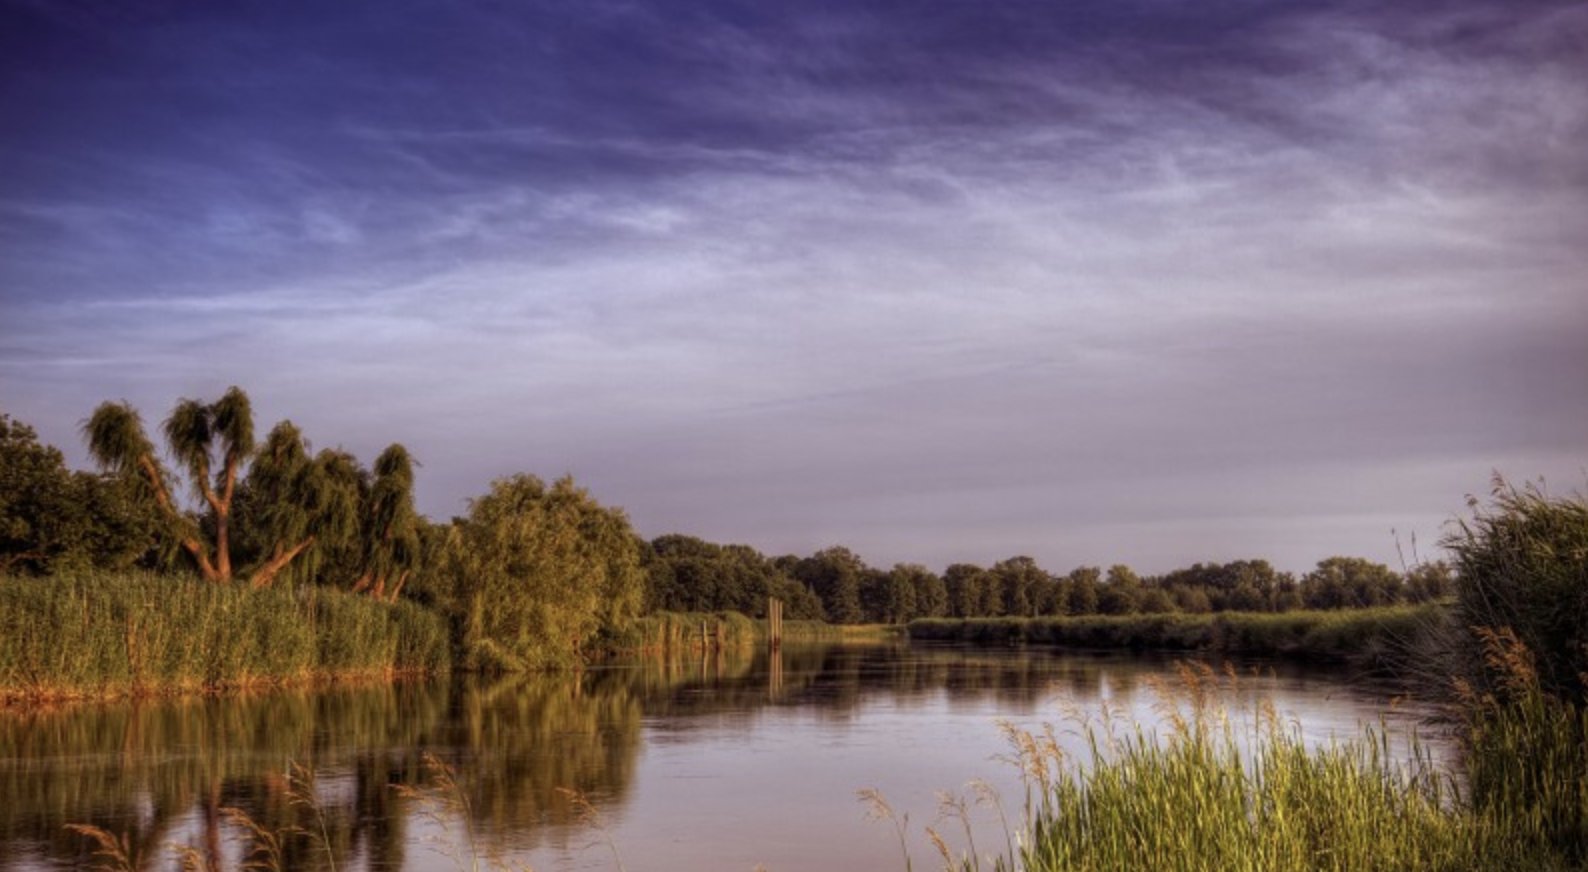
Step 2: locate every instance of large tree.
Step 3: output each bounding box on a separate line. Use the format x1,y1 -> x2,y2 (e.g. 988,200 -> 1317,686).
350,444 -> 421,601
242,421 -> 362,589
84,388 -> 256,581
790,546 -> 868,624
444,474 -> 645,671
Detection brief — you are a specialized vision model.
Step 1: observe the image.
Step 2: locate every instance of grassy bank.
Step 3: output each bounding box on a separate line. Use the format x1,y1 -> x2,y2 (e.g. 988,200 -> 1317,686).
913,663 -> 1584,872
618,610 -> 900,653
907,605 -> 1442,668
0,571 -> 450,703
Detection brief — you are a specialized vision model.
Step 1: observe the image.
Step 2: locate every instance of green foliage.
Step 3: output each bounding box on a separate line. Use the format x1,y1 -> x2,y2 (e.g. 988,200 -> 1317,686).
82,402 -> 157,478
944,563 -> 995,618
359,444 -> 422,596
958,671 -> 1569,872
643,534 -> 820,618
907,605 -> 1439,668
0,571 -> 449,700
790,546 -> 868,624
991,557 -> 1050,617
443,474 -> 645,672
1446,480 -> 1588,704
1458,630 -> 1588,864
1302,556 -> 1403,609
240,423 -> 364,588
1,414 -> 162,575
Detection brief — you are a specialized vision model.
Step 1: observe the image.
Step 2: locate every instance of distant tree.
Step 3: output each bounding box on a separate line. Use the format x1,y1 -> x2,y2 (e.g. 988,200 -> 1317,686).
1063,566 -> 1101,616
1272,572 -> 1304,611
1137,586 -> 1177,614
791,546 -> 867,624
1301,556 -> 1402,609
84,388 -> 255,581
1404,560 -> 1453,602
1098,564 -> 1143,615
989,556 -> 1050,617
643,535 -> 818,618
943,563 -> 991,618
865,563 -> 938,624
910,564 -> 949,619
1174,585 -> 1213,614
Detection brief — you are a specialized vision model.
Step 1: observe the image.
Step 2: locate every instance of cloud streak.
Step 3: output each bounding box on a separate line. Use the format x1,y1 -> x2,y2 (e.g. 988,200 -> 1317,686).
1,0 -> 1584,573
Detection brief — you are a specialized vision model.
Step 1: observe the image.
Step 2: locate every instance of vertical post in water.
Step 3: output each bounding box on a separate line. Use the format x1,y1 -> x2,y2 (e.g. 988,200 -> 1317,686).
768,596 -> 783,651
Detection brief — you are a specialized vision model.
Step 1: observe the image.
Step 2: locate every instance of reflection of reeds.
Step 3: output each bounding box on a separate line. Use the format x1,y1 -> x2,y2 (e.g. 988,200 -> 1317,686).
556,786 -> 626,872
393,752 -> 487,872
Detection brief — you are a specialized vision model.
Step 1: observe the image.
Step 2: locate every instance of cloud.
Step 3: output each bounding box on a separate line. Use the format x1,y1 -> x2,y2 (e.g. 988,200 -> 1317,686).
0,0 -> 1583,573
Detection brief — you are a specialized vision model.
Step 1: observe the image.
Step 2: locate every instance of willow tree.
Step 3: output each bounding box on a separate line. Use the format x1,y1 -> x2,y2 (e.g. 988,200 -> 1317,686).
350,444 -> 420,602
84,388 -> 256,581
244,421 -> 361,589
446,474 -> 645,671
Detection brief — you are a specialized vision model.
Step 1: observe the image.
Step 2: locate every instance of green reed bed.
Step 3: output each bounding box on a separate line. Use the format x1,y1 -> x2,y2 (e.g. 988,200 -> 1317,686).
901,662 -> 1584,872
619,610 -> 898,653
908,605 -> 1440,668
621,610 -> 763,652
0,571 -> 450,702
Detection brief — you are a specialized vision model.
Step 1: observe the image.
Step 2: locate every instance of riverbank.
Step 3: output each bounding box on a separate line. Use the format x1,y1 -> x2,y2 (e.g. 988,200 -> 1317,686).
907,604 -> 1444,670
0,572 -> 901,705
0,571 -> 450,704
622,610 -> 900,653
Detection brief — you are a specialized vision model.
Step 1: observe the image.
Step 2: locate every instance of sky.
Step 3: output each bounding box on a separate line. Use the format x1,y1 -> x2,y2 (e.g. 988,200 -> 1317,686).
1,0 -> 1584,575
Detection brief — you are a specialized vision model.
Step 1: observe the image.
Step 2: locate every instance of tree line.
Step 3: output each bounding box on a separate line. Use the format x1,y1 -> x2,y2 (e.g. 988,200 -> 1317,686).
2,388 -> 1453,670
643,541 -> 1452,625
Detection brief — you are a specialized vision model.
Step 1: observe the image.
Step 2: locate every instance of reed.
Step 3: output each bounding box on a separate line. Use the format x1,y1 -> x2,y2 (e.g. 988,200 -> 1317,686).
615,610 -> 899,653
907,605 -> 1440,669
0,570 -> 450,702
894,661 -> 1584,872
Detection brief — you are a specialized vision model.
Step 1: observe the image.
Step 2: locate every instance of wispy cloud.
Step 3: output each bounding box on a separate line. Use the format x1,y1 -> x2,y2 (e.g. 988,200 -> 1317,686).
1,0 -> 1583,572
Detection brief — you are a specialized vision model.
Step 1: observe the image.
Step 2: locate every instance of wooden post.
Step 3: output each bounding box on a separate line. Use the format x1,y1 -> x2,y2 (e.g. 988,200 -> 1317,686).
768,596 -> 783,650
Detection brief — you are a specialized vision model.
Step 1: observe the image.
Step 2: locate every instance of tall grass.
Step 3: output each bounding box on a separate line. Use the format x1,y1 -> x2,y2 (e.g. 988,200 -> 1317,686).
0,571 -> 450,701
614,610 -> 899,653
905,662 -> 1581,872
1457,627 -> 1588,865
908,605 -> 1440,669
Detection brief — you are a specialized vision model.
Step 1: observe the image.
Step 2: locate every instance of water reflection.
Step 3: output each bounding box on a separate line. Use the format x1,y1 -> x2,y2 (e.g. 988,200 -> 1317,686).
0,645 -> 1440,870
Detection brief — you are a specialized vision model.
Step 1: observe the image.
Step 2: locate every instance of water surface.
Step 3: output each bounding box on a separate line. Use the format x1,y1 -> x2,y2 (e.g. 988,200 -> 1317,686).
0,643 -> 1448,871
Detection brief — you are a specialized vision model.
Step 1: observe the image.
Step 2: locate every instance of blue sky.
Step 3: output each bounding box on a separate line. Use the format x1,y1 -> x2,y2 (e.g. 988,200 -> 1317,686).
2,0 -> 1584,573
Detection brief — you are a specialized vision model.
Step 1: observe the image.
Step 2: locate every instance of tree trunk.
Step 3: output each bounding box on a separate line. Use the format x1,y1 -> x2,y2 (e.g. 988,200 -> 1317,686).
386,570 -> 411,603
199,463 -> 234,582
214,505 -> 232,581
139,454 -> 222,582
251,538 -> 314,589
184,539 -> 222,582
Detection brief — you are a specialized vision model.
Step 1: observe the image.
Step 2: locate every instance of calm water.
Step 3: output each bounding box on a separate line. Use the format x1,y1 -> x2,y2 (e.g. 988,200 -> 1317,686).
0,644 -> 1448,871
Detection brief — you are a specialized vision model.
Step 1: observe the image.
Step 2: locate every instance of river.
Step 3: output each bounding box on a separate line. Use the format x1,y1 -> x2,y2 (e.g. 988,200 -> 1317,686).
0,643 -> 1448,871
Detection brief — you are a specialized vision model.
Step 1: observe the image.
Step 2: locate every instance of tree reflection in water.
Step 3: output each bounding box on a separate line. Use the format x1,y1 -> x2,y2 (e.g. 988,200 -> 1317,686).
0,643 -> 1238,869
